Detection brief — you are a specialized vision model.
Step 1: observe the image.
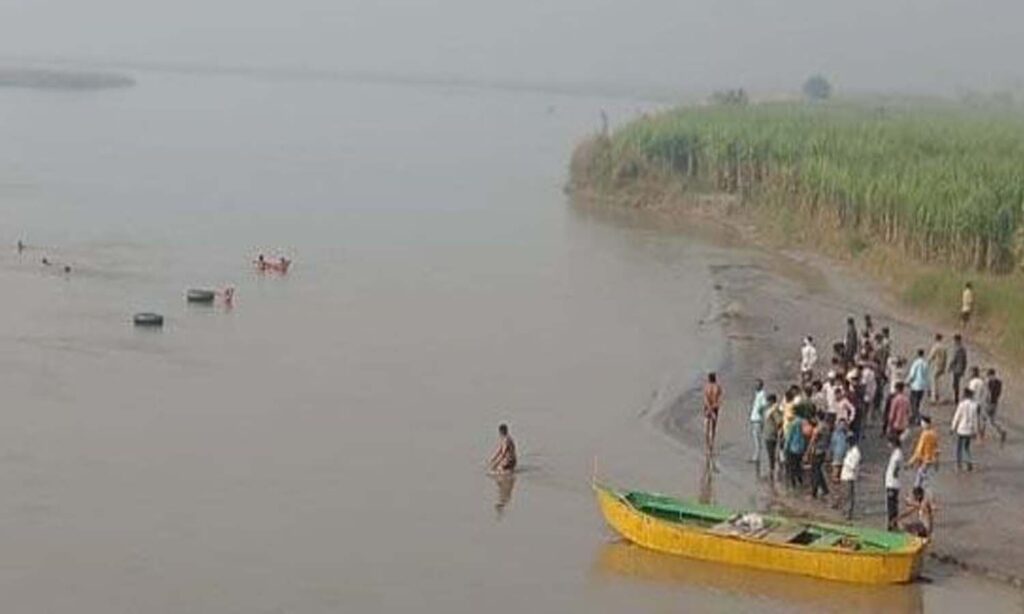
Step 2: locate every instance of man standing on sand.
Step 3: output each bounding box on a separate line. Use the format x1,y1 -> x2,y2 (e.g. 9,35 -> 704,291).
824,371 -> 840,416
844,318 -> 859,367
835,388 -> 856,434
801,337 -> 818,383
950,334 -> 968,405
703,373 -> 723,456
961,282 -> 974,329
951,388 -> 980,472
763,394 -> 782,481
808,414 -> 831,500
986,368 -> 1007,445
785,412 -> 807,490
885,435 -> 904,531
927,334 -> 948,403
839,435 -> 861,520
749,380 -> 769,463
967,367 -> 988,438
907,349 -> 930,425
887,382 -> 911,442
883,355 -> 906,436
909,415 -> 939,489
487,424 -> 517,474
830,417 -> 848,482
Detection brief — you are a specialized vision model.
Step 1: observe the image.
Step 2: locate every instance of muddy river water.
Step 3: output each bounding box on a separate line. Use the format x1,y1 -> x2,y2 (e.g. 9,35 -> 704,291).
0,72 -> 1020,612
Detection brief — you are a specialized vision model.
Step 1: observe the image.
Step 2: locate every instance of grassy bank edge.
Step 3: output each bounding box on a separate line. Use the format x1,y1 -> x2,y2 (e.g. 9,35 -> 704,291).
568,134 -> 1024,366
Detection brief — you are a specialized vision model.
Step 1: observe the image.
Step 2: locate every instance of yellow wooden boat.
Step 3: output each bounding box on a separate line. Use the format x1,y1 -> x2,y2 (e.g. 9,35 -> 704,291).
595,483 -> 926,584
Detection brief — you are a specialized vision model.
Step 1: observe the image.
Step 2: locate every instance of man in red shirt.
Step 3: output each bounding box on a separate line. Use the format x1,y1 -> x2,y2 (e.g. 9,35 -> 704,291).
887,382 -> 911,440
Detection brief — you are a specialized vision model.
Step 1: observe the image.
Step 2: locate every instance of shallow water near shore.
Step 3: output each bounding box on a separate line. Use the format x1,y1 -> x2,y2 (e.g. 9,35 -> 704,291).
0,72 -> 1020,612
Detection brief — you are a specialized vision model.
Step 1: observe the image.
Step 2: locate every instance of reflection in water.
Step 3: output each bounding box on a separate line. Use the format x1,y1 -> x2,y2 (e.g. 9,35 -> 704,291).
592,541 -> 924,613
491,473 -> 517,519
698,456 -> 714,505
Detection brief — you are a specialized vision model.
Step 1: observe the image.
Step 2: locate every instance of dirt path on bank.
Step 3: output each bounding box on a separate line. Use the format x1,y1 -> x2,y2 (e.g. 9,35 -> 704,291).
643,207 -> 1024,587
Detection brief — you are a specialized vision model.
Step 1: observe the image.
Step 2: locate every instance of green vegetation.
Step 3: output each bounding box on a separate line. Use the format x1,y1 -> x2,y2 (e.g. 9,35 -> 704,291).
575,103 -> 1024,272
569,101 -> 1024,360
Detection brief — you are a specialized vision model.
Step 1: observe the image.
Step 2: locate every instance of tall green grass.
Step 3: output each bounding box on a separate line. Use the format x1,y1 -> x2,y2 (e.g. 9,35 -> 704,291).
595,103 -> 1024,272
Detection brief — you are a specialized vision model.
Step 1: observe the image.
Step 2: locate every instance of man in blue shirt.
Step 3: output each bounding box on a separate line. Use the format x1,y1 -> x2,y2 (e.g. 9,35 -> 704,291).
785,415 -> 807,490
907,348 -> 930,425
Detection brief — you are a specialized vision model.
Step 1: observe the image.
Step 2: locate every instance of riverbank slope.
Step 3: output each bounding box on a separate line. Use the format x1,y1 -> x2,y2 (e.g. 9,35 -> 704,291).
568,107 -> 1024,587
570,103 -> 1024,365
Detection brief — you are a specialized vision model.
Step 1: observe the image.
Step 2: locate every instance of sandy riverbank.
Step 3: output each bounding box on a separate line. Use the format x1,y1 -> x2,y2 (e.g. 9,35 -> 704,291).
570,190 -> 1024,590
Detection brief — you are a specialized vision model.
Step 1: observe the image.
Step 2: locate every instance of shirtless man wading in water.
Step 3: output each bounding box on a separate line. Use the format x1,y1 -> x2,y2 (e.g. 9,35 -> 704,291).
487,424 -> 517,475
704,373 -> 723,456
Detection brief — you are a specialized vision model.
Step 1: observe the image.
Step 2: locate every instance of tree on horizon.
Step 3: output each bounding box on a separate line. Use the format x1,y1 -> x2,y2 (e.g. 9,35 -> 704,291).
802,74 -> 832,101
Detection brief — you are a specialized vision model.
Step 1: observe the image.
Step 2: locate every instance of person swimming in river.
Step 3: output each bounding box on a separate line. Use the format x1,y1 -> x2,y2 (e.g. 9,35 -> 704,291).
255,254 -> 291,273
220,286 -> 236,308
487,423 -> 517,474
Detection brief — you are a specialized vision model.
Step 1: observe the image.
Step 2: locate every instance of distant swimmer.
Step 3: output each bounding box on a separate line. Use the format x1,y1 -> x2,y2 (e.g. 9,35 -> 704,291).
255,254 -> 290,273
221,287 -> 235,307
487,423 -> 517,474
63,265 -> 71,274
41,257 -> 51,266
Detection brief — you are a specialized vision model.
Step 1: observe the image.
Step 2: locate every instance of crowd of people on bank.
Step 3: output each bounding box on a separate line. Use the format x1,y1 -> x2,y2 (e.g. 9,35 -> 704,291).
703,283 -> 1007,538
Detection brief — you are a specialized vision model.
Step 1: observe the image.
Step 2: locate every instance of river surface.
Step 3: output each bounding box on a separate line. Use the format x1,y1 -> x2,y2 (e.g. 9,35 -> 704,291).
0,72 -> 1020,613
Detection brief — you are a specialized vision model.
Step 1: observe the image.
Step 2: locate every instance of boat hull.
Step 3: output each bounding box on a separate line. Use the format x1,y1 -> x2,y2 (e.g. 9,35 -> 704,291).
595,486 -> 924,584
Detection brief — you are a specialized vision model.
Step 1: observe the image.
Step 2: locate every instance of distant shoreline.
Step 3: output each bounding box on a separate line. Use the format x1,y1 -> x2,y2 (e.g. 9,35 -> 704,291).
0,67 -> 135,91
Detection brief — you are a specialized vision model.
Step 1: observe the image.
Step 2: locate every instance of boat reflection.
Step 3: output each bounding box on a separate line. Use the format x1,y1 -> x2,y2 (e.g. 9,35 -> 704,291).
591,540 -> 924,613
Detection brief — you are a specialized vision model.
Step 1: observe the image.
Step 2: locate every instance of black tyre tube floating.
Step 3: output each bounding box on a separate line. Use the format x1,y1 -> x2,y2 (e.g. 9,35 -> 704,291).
133,312 -> 164,327
186,289 -> 216,304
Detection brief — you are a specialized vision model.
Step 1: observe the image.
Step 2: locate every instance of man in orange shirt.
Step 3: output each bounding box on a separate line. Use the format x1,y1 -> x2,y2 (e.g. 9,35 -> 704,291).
909,415 -> 939,489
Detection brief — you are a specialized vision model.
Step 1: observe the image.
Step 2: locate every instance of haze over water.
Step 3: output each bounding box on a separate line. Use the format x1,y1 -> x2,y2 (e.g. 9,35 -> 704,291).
0,73 -> 1021,612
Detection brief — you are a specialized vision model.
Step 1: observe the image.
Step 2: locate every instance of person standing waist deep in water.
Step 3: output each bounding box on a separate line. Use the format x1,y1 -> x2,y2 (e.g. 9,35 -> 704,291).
703,372 -> 723,457
487,424 -> 517,474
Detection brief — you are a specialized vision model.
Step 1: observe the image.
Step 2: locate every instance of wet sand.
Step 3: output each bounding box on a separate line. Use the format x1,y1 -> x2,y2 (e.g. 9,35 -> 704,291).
584,201 -> 1024,591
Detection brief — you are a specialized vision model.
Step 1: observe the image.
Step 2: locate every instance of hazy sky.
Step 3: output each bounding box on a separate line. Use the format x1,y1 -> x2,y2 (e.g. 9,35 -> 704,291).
2,0 -> 1021,94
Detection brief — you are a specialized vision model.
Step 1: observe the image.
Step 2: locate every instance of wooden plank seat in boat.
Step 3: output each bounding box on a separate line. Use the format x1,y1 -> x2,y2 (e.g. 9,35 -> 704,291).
760,524 -> 812,544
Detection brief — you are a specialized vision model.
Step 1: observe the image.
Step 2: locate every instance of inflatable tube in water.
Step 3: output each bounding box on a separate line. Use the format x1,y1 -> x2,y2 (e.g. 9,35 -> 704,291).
186,289 -> 216,304
133,313 -> 164,327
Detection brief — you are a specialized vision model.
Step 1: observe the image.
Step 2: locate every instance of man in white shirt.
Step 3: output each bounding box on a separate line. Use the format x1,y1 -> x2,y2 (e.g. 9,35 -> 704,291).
835,389 -> 855,428
801,337 -> 818,383
884,436 -> 904,530
861,363 -> 877,419
749,379 -> 769,463
824,371 -> 839,415
839,436 -> 861,520
951,388 -> 980,472
966,367 -> 988,436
